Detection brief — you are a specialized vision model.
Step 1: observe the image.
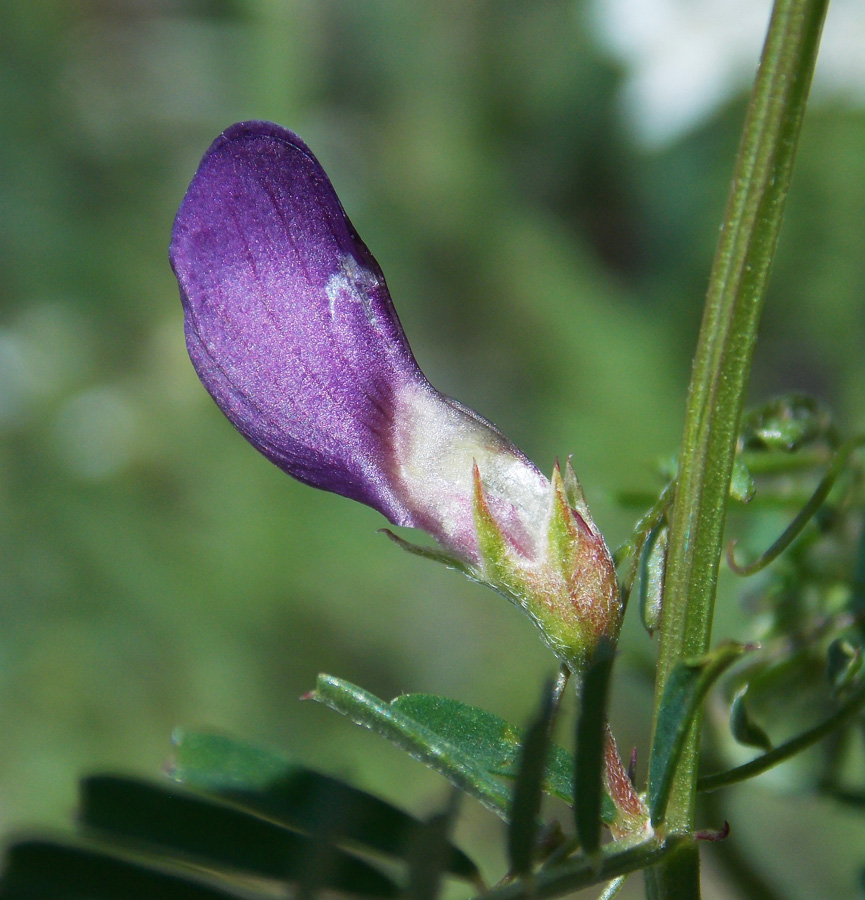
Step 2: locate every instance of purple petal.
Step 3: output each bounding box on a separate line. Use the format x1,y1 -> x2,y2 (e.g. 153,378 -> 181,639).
170,121 -> 423,523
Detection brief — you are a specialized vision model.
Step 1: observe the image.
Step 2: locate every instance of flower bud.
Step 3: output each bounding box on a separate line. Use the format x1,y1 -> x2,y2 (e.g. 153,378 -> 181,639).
170,121 -> 620,672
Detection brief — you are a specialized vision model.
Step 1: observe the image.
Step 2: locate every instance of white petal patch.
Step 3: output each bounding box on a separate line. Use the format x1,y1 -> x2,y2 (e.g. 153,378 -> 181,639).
393,381 -> 551,561
325,255 -> 380,325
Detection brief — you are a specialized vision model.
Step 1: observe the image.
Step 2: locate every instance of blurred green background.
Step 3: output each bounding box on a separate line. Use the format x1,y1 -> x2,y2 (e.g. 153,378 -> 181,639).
2,1 -> 865,896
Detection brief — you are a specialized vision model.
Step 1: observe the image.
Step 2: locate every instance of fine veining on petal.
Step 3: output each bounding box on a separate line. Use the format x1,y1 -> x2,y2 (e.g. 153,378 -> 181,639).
170,121 -> 422,525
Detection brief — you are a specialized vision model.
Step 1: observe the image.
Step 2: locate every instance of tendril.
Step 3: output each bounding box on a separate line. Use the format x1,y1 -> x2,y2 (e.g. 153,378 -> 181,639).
727,434 -> 865,577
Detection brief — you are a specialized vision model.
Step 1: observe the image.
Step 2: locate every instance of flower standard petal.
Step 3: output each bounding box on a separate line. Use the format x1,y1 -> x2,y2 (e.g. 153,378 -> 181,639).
170,121 -> 421,524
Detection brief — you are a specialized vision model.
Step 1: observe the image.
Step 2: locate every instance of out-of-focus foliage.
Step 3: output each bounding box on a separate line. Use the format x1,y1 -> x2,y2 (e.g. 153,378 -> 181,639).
1,2 -> 864,897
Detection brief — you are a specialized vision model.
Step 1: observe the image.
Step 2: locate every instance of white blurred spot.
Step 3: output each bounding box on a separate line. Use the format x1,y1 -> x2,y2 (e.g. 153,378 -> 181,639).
589,0 -> 865,147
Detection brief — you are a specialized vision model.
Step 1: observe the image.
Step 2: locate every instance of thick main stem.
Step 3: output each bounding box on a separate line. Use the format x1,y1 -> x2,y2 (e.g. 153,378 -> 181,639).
645,0 -> 828,896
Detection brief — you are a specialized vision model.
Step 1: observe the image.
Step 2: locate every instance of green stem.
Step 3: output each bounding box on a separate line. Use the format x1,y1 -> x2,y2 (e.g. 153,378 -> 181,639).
646,0 -> 828,894
477,837 -> 686,900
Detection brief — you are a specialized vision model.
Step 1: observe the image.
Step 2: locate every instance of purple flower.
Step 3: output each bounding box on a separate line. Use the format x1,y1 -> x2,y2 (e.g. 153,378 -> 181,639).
170,121 -> 620,670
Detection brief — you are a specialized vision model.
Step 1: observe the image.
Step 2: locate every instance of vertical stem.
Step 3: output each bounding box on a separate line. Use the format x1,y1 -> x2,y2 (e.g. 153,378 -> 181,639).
645,843 -> 702,900
646,0 -> 828,895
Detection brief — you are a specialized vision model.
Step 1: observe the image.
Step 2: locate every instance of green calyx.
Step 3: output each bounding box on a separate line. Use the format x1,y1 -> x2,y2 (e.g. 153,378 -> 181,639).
472,461 -> 622,676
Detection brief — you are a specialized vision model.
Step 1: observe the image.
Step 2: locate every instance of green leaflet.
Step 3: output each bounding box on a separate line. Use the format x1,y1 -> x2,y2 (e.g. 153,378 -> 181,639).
169,728 -> 480,885
0,839 -> 264,900
391,693 -> 578,804
312,675 -> 617,825
406,794 -> 462,900
507,681 -> 557,875
312,674 -> 514,819
170,728 -> 293,790
79,775 -> 400,897
392,693 -> 616,825
574,638 -> 615,854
